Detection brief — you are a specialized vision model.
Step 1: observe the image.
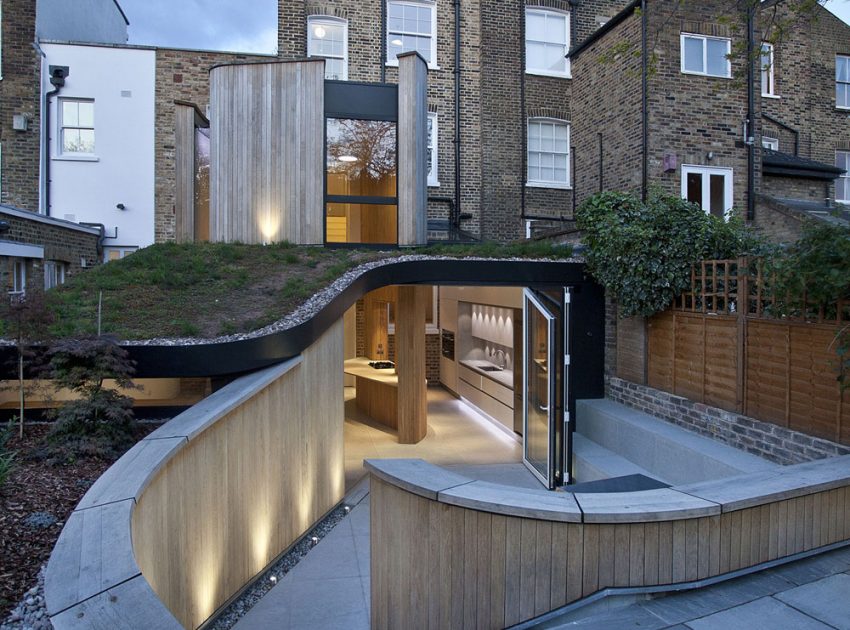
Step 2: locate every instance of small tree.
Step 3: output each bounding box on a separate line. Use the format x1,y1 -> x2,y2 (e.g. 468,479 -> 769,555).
44,335 -> 138,456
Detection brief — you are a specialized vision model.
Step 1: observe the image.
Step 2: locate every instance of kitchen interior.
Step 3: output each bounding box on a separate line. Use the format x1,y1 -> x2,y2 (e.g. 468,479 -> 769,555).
342,284 -> 526,488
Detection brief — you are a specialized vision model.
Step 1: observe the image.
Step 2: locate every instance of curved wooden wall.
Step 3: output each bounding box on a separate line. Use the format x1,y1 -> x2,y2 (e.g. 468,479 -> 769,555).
210,60 -> 325,245
367,458 -> 850,629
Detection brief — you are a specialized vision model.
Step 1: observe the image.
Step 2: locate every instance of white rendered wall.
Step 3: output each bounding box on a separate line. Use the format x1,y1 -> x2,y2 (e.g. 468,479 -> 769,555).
42,43 -> 155,254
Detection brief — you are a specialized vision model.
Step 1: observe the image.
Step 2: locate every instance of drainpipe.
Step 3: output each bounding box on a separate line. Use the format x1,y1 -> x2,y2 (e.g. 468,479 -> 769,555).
640,0 -> 648,203
43,65 -> 69,218
381,1 -> 387,83
519,0 -> 528,231
453,0 -> 462,231
746,2 -> 756,222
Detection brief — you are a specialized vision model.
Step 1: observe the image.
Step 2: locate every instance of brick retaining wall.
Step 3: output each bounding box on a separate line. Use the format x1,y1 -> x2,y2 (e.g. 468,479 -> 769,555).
606,376 -> 850,465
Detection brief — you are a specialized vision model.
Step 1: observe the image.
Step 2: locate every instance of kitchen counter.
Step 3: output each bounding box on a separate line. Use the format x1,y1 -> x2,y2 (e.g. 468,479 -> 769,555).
459,359 -> 514,389
344,358 -> 398,430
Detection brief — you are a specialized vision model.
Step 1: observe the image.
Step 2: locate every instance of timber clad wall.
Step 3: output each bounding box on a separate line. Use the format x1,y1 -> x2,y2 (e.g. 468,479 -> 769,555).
371,473 -> 850,630
0,0 -> 41,211
209,60 -> 325,245
154,48 -> 274,242
132,322 -> 345,629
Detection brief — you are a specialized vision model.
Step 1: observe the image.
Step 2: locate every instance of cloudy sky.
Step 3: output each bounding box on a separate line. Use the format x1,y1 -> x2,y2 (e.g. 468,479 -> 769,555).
118,0 -> 850,54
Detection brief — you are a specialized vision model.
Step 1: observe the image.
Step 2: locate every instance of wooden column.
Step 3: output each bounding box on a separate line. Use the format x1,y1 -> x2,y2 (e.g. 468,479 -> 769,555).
174,104 -> 196,243
397,52 -> 428,246
396,285 -> 428,444
364,286 -> 397,360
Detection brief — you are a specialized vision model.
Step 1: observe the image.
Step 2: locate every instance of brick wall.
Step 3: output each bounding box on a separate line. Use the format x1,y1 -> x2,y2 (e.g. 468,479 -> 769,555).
0,208 -> 100,294
752,193 -> 807,243
760,4 -> 850,173
153,48 -> 273,242
572,10 -> 644,206
607,377 -> 850,465
0,0 -> 41,212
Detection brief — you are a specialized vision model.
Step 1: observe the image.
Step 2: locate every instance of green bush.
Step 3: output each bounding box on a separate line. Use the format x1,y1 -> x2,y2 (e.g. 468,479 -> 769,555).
576,190 -> 765,318
44,335 -> 138,459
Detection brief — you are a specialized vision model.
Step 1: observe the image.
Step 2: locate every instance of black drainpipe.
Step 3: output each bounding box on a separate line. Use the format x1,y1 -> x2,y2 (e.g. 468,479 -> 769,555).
519,0 -> 528,232
640,0 -> 648,203
44,66 -> 69,217
453,0 -> 462,230
746,2 -> 756,221
381,1 -> 387,83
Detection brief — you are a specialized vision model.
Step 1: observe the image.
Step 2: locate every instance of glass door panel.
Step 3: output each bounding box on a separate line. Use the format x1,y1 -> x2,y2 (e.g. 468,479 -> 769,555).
524,289 -> 556,488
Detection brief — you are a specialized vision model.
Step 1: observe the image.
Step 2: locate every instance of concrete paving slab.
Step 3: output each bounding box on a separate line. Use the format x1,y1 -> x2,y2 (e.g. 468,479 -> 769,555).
684,596 -> 832,630
552,602 -> 668,629
766,547 -> 850,585
774,573 -> 850,629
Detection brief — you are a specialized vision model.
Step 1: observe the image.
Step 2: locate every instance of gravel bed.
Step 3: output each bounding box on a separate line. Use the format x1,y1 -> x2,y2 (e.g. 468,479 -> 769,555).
125,254 -> 581,347
1,567 -> 51,630
205,504 -> 351,630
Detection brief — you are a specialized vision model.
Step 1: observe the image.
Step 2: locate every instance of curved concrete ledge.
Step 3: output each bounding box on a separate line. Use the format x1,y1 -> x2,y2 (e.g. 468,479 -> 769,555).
44,356 -> 304,629
368,456 -> 850,630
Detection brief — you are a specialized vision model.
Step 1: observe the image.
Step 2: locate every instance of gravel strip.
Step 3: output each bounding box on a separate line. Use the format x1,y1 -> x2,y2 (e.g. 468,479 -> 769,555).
1,566 -> 51,630
205,502 -> 354,630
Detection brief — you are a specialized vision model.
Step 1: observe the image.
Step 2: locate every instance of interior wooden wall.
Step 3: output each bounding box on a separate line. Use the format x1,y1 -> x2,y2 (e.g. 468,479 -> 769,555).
209,60 -> 325,245
646,311 -> 849,445
132,321 -> 344,629
371,477 -> 850,630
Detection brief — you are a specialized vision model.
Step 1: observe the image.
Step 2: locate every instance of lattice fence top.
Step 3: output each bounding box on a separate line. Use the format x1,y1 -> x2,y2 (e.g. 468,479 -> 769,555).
674,257 -> 850,325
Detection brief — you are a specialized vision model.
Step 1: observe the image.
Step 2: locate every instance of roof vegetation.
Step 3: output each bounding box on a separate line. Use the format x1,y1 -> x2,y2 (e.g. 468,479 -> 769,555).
11,240 -> 573,341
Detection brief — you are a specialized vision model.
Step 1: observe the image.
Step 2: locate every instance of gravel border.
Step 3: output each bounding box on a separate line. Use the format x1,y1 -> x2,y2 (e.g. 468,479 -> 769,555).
205,498 -> 359,630
1,566 -> 51,630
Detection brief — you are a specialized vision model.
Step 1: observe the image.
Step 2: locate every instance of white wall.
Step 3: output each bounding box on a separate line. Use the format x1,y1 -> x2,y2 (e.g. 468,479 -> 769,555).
42,43 -> 156,254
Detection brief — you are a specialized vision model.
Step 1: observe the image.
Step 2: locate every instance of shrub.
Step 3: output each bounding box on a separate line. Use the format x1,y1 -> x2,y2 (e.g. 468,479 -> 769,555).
577,190 -> 765,318
44,335 -> 138,458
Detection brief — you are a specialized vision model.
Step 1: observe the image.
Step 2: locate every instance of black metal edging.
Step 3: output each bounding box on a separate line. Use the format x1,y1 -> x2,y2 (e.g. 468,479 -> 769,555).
0,259 -> 592,380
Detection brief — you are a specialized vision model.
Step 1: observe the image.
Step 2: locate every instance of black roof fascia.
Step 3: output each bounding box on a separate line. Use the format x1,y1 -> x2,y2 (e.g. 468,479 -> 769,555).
762,150 -> 844,181
568,0 -> 642,61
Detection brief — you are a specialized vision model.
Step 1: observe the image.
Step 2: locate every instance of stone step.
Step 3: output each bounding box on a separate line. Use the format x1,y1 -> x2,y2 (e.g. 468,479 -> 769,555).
572,433 -> 669,485
575,399 -> 778,485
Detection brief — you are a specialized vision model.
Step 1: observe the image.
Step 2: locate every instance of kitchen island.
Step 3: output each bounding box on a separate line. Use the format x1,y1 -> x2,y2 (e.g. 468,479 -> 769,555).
344,357 -> 399,430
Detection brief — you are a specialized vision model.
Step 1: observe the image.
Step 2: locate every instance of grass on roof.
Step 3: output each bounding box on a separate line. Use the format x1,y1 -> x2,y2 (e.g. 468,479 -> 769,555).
11,240 -> 572,341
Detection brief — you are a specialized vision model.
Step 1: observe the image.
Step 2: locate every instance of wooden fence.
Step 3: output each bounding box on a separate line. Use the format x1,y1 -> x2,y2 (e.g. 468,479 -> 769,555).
639,258 -> 850,445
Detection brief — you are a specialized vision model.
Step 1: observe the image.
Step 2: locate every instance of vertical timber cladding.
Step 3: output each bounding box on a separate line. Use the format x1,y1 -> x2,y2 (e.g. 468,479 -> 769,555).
131,321 -> 345,629
397,52 -> 429,246
174,104 -> 197,242
209,60 -> 325,244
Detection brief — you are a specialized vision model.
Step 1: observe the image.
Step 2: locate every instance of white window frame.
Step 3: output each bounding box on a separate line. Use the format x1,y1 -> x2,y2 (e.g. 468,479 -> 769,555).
762,136 -> 779,151
10,259 -> 25,295
681,165 -> 734,220
427,111 -> 439,187
386,0 -> 438,69
57,98 -> 96,158
44,260 -> 66,290
307,15 -> 348,81
104,246 -> 138,262
680,33 -> 732,78
761,43 -> 777,97
837,150 -> 850,203
525,7 -> 571,79
837,55 -> 850,110
527,118 -> 571,190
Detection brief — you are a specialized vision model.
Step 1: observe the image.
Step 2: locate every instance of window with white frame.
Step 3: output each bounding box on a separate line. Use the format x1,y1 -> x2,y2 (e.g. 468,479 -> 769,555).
387,1 -> 436,66
837,151 -> 850,203
307,16 -> 348,80
59,99 -> 95,155
762,136 -> 779,151
525,8 -> 570,77
44,261 -> 66,290
105,246 -> 138,262
682,165 -> 733,220
761,43 -> 775,96
527,119 -> 570,188
10,259 -> 25,295
427,112 -> 439,186
837,55 -> 850,109
681,33 -> 731,78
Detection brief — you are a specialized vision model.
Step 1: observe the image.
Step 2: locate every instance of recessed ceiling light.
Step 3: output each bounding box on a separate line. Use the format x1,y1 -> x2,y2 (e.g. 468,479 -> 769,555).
339,155 -> 358,162
391,38 -> 403,46
314,26 -> 327,39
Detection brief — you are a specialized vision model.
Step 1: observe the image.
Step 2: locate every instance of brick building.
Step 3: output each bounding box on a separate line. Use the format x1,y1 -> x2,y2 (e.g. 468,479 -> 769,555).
570,0 -> 850,241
